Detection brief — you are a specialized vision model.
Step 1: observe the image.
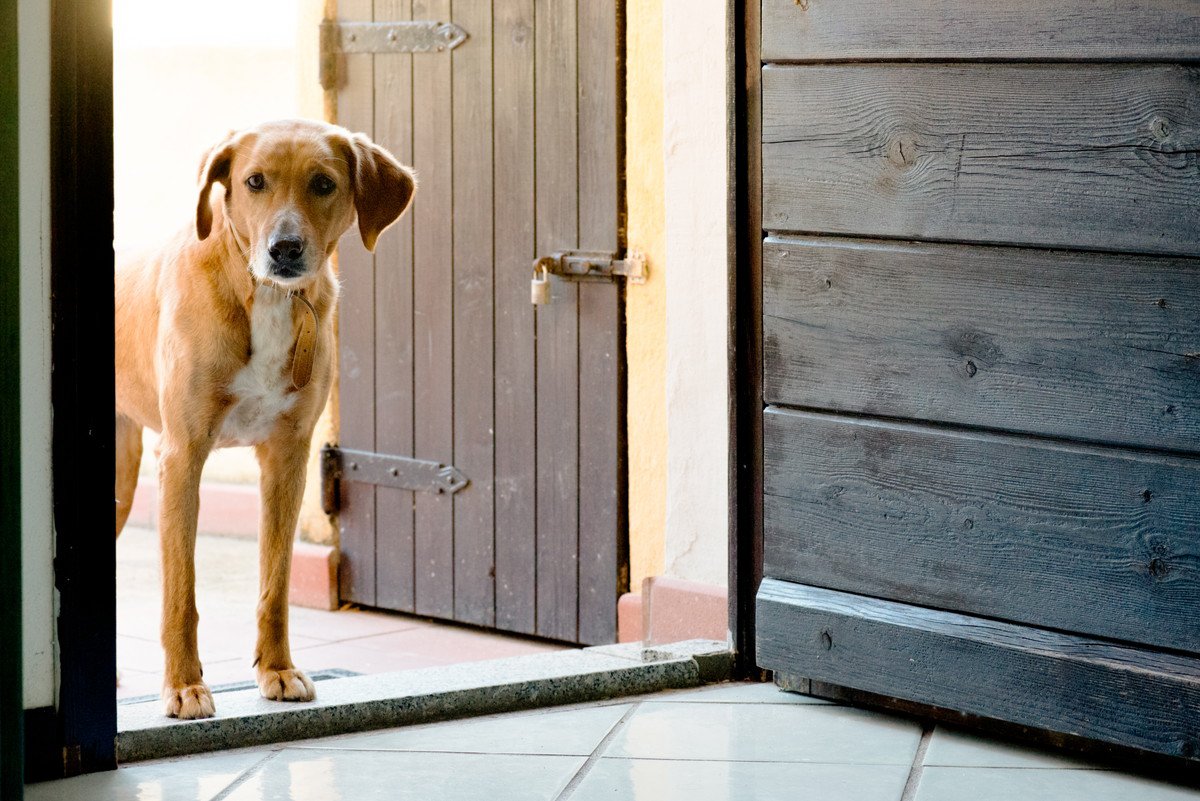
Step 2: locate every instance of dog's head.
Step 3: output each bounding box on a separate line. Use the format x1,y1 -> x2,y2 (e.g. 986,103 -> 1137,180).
195,119 -> 416,286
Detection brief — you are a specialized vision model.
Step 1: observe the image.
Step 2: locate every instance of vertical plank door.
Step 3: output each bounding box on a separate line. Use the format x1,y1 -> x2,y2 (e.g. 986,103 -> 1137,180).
335,0 -> 627,644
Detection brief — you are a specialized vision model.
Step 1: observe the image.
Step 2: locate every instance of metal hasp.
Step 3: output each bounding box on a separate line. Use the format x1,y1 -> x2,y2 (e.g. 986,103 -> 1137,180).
321,445 -> 469,514
319,20 -> 469,89
533,249 -> 647,285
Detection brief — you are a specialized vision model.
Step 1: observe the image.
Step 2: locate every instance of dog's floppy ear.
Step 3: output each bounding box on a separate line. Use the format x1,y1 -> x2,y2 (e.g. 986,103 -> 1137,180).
195,132 -> 238,241
343,132 -> 417,252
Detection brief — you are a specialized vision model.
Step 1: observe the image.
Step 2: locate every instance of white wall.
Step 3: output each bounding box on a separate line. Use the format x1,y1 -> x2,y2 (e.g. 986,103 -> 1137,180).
113,0 -> 305,252
661,0 -> 730,588
19,0 -> 56,710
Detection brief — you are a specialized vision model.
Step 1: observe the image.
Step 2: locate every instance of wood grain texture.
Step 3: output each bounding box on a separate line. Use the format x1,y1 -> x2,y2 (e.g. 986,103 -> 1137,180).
493,0 -> 539,635
451,0 -> 496,627
412,0 -> 454,620
372,0 -> 416,613
761,64 -> 1200,256
576,0 -> 623,645
763,236 -> 1200,453
761,0 -> 1200,62
763,408 -> 1200,653
756,578 -> 1200,760
535,0 -> 581,642
578,282 -> 622,644
335,0 -> 377,606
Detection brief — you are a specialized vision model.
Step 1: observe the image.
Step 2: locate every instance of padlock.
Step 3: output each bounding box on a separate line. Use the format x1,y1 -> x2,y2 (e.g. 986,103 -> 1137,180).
531,265 -> 551,305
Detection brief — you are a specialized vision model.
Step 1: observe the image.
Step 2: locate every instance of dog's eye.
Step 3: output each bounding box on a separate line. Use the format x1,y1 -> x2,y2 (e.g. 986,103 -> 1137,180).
310,174 -> 336,196
245,173 -> 266,192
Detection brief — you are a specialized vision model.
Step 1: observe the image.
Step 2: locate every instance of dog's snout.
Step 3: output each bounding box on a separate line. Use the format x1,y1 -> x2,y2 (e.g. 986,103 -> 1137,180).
268,235 -> 306,263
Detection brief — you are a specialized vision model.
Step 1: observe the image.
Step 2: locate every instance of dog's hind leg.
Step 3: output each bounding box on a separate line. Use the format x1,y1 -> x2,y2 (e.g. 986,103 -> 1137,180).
115,414 -> 143,537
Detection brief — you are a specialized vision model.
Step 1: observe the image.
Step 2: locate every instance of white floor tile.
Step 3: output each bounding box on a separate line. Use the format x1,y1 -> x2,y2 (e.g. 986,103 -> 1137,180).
915,767 -> 1200,801
222,749 -> 584,801
571,758 -> 910,801
924,728 -> 1102,770
604,702 -> 922,765
25,750 -> 267,801
657,682 -> 832,705
294,703 -> 630,756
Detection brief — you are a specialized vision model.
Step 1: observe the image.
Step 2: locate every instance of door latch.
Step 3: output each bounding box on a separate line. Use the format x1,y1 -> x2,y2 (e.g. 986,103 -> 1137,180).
532,249 -> 647,286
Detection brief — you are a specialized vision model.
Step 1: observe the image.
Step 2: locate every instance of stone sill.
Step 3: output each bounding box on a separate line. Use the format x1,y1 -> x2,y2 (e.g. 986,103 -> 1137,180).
116,639 -> 732,763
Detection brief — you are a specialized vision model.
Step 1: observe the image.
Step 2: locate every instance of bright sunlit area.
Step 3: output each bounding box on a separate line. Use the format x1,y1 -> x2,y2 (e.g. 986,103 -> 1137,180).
113,0 -> 317,253
111,0 -> 566,710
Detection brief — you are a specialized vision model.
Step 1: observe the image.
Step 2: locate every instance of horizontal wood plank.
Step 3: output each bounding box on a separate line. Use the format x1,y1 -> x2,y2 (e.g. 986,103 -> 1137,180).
763,408 -> 1200,653
763,236 -> 1200,453
761,0 -> 1200,62
762,64 -> 1200,256
756,579 -> 1200,761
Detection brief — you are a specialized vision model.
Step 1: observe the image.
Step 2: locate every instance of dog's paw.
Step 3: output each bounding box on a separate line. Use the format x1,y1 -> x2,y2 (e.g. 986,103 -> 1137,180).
257,667 -> 316,703
162,682 -> 216,719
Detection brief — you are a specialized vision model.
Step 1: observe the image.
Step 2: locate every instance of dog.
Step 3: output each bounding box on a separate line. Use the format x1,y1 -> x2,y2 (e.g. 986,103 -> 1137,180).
114,119 -> 415,719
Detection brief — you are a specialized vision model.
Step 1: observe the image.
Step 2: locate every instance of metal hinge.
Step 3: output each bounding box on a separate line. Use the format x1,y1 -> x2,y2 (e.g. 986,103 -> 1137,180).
319,20 -> 469,90
533,249 -> 647,285
321,445 -> 469,514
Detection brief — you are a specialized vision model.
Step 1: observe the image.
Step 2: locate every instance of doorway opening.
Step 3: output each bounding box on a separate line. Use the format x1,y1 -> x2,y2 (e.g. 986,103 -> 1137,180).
111,0 -> 593,716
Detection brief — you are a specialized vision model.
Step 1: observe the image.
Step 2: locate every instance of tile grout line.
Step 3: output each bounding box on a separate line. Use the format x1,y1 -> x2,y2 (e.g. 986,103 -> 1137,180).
553,702 -> 642,801
900,725 -> 935,801
208,749 -> 283,801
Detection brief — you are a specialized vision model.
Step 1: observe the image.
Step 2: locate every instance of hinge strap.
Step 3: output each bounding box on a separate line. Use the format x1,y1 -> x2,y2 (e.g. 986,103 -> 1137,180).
321,445 -> 469,513
320,20 -> 469,90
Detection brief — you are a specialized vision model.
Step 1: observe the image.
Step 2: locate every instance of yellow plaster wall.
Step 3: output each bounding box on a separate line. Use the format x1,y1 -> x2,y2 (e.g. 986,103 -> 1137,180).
624,0 -> 668,590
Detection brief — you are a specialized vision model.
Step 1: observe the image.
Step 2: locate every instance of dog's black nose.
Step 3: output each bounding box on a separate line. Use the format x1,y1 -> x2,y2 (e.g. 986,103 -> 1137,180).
268,235 -> 306,263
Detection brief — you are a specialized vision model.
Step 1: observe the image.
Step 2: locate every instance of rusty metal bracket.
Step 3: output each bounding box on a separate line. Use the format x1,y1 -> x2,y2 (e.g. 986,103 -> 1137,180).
320,20 -> 469,89
321,445 -> 468,514
532,249 -> 647,285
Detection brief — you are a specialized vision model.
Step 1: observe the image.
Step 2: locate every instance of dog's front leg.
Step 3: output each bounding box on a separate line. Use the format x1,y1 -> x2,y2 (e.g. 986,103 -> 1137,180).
252,431 -> 317,703
156,435 -> 217,719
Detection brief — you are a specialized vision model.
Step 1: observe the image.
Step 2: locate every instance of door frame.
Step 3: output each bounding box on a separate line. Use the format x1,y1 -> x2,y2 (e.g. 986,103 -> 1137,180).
33,0 -> 761,781
2,0 -> 24,793
23,0 -> 118,781
728,0 -> 763,679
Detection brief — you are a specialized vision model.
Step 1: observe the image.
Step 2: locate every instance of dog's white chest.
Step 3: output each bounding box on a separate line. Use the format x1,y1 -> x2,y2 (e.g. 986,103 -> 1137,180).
219,287 -> 298,446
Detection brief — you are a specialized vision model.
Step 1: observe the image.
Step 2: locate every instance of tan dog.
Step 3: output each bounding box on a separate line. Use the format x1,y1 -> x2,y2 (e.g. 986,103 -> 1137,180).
114,119 -> 415,719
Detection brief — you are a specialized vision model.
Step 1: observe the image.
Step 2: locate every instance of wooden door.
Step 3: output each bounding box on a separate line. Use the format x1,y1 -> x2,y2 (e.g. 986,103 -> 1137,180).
329,1 -> 626,645
751,1 -> 1200,759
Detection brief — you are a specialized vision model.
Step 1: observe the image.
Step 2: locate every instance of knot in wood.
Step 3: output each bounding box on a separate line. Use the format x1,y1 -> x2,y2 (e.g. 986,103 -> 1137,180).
887,136 -> 918,169
1149,116 -> 1171,142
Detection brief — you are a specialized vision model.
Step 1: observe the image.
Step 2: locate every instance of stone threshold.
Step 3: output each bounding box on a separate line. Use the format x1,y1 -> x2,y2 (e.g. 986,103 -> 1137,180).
116,639 -> 732,763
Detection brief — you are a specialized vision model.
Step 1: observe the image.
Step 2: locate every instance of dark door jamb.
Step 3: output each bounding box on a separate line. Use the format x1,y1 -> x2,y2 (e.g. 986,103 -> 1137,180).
728,0 -> 764,679
2,0 -> 25,793
24,0 -> 118,781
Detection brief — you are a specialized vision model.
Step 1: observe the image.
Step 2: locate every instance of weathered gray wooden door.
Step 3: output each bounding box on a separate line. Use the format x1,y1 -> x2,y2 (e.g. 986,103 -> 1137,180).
331,0 -> 626,644
752,1 -> 1200,759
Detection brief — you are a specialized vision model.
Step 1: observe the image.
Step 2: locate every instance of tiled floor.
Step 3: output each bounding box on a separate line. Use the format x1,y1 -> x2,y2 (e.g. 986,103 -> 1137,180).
35,683 -> 1200,801
117,526 -> 567,701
